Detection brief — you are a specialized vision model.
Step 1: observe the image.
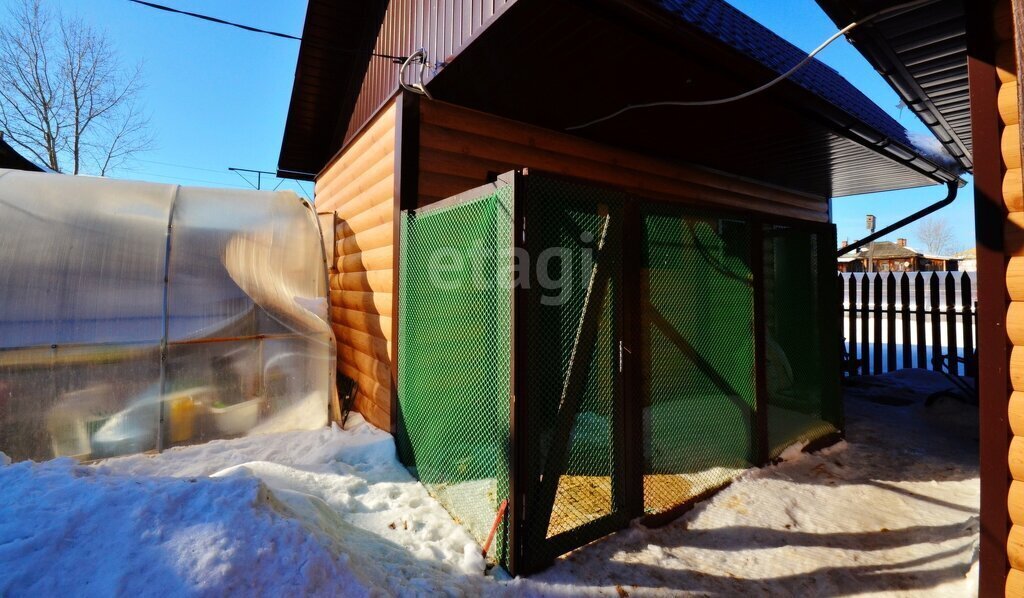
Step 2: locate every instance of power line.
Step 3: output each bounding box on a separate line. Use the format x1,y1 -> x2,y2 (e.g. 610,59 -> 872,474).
135,158 -> 227,174
127,0 -> 301,40
125,0 -> 409,63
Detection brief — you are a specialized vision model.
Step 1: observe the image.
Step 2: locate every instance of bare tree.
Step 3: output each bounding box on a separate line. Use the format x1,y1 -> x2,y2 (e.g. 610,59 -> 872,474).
0,0 -> 151,175
914,216 -> 958,256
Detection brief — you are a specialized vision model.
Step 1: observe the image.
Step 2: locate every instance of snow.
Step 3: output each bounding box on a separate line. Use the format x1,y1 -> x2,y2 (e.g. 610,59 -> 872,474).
0,370 -> 978,596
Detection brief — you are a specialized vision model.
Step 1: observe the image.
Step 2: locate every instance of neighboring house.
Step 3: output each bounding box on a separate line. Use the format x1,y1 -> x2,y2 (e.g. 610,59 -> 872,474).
278,0 -> 963,575
837,238 -> 959,272
0,134 -> 44,172
813,0 -> 1018,592
955,246 -> 978,271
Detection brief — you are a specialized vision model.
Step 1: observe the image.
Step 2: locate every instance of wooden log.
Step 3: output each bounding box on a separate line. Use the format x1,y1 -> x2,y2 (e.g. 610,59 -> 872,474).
1006,124 -> 1022,170
337,342 -> 392,384
1011,258 -> 1024,301
1003,82 -> 1021,126
1012,436 -> 1024,481
352,389 -> 390,431
317,104 -> 396,185
331,290 -> 392,317
339,362 -> 390,405
1012,480 -> 1024,524
338,220 -> 393,256
1014,347 -> 1024,391
341,199 -> 394,235
331,175 -> 395,223
418,170 -> 488,202
1008,168 -> 1024,213
332,322 -> 391,362
330,270 -> 393,293
1011,302 -> 1024,346
329,307 -> 393,341
1011,524 -> 1024,570
1013,392 -> 1024,437
341,245 -> 393,273
1008,566 -> 1024,598
316,136 -> 395,201
999,42 -> 1019,84
1007,212 -> 1024,257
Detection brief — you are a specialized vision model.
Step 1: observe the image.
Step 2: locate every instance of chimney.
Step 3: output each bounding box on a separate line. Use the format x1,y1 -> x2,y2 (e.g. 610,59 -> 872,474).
897,238 -> 907,248
841,240 -> 848,248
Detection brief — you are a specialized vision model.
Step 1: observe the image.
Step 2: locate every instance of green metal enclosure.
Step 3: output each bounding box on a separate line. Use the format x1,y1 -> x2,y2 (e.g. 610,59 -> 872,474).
397,171 -> 841,575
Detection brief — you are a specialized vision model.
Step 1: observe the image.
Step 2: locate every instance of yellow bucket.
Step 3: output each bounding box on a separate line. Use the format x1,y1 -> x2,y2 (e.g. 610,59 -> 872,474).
167,395 -> 195,443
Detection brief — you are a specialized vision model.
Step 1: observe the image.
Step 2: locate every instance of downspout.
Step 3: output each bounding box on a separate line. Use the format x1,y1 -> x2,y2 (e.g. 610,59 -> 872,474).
836,181 -> 958,257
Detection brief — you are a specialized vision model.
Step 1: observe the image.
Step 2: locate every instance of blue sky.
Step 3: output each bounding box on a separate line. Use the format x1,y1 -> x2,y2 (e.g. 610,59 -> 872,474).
4,0 -> 974,251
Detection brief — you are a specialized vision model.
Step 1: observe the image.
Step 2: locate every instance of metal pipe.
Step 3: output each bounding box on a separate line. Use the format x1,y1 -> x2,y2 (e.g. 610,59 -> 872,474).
836,181 -> 958,257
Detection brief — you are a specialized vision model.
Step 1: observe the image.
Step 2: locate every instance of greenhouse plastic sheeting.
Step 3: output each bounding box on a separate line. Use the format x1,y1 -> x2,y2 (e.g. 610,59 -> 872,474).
0,169 -> 334,461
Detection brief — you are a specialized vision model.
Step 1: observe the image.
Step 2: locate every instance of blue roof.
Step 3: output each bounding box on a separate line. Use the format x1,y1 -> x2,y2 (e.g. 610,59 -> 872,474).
660,0 -> 918,151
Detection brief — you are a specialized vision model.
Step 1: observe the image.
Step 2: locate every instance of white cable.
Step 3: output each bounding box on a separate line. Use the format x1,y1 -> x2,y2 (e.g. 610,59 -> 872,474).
566,0 -> 936,131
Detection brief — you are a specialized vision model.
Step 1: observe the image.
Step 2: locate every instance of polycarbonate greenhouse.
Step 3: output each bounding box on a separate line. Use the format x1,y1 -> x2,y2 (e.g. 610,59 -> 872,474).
0,169 -> 335,462
397,171 -> 842,574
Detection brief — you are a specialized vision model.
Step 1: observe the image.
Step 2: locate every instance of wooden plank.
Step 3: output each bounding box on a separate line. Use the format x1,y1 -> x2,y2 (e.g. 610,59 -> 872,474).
928,273 -> 941,371
861,274 -> 871,373
886,272 -> 897,372
915,273 -> 927,368
419,100 -> 825,209
962,273 -> 974,365
1012,436 -> 1024,481
873,273 -> 883,374
848,275 -> 858,375
420,122 -> 828,222
945,272 -> 958,371
901,273 -> 912,369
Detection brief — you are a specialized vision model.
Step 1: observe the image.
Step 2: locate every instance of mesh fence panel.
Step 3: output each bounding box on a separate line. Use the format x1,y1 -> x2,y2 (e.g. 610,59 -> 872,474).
763,225 -> 841,456
521,176 -> 628,564
397,186 -> 514,565
641,211 -> 756,515
397,172 -> 842,574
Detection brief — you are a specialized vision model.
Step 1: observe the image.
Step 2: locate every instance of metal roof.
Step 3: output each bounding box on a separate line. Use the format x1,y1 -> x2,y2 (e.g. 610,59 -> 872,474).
278,0 -> 965,196
814,0 -> 972,171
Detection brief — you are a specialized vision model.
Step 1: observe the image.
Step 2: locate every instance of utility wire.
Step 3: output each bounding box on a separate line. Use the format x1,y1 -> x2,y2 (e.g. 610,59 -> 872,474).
126,0 -> 409,63
127,0 -> 301,40
566,0 -> 936,131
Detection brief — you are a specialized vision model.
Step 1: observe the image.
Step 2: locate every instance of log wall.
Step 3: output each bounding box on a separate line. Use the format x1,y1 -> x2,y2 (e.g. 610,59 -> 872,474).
315,99 -> 398,430
1001,0 -> 1024,592
417,100 -> 830,222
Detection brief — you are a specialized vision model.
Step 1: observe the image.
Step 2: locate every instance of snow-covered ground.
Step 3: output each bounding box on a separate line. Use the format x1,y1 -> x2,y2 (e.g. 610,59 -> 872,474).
0,369 -> 978,596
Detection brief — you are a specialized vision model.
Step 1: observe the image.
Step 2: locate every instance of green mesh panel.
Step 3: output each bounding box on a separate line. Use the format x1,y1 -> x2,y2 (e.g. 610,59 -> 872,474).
763,225 -> 842,457
641,211 -> 756,515
522,176 -> 627,565
397,186 -> 513,566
